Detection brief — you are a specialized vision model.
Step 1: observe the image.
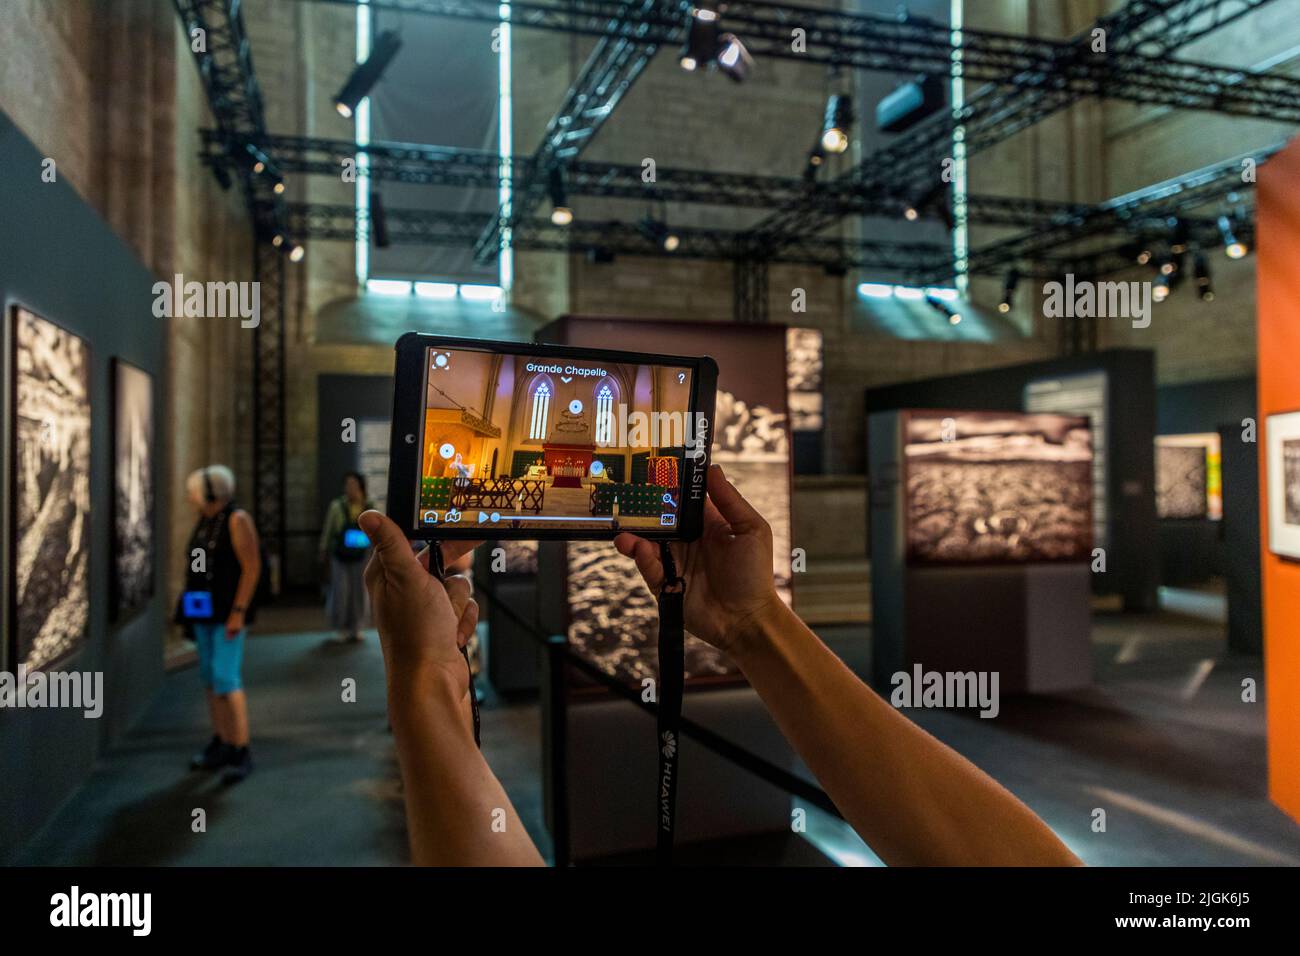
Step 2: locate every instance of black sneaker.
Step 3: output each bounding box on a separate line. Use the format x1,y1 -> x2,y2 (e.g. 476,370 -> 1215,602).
222,747 -> 254,785
190,735 -> 230,771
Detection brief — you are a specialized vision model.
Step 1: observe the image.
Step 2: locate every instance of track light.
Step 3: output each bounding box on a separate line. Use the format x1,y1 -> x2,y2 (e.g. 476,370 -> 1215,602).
1134,240 -> 1153,265
679,7 -> 720,71
288,243 -> 305,263
925,292 -> 961,325
335,30 -> 403,118
638,214 -> 678,252
271,233 -> 284,248
903,181 -> 947,223
998,269 -> 1019,314
1168,217 -> 1190,255
821,94 -> 853,154
804,142 -> 825,182
716,33 -> 753,83
1218,214 -> 1248,259
547,167 -> 572,226
1153,272 -> 1170,302
1193,253 -> 1214,301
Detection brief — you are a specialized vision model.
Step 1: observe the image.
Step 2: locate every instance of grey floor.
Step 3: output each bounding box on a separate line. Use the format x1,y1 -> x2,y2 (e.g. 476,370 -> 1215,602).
13,591 -> 1300,866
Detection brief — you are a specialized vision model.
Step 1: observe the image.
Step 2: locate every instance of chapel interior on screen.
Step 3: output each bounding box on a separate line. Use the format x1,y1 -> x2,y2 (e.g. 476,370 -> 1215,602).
417,346 -> 694,531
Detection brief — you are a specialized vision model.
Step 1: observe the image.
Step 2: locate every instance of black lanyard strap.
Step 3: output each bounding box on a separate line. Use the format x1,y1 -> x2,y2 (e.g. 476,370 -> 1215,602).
428,541 -> 481,748
656,541 -> 685,866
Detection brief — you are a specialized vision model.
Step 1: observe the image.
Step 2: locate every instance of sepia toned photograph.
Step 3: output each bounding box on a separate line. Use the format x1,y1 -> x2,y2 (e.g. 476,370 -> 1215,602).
112,359 -> 154,621
904,410 -> 1093,564
1266,411 -> 1300,560
1155,443 -> 1208,519
10,306 -> 91,671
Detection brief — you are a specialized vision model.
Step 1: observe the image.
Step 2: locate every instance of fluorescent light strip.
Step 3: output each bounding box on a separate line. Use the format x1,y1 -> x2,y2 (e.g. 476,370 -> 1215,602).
355,0 -> 372,285
497,3 -> 513,292
415,281 -> 458,299
460,283 -> 503,301
366,279 -> 412,295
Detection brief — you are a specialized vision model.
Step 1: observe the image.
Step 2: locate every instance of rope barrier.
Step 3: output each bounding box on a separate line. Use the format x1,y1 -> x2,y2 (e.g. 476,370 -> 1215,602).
473,575 -> 845,821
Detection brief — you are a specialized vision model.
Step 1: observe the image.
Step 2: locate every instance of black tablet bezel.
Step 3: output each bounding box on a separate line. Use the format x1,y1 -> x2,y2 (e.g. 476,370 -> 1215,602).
387,332 -> 718,542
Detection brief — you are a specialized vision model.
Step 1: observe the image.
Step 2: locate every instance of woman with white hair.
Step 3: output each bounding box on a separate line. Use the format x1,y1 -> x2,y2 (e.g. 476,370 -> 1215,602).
178,464 -> 262,784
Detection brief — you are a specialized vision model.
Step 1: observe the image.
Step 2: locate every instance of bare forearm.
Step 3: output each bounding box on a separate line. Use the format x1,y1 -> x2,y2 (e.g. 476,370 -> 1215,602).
388,675 -> 544,867
731,604 -> 1079,866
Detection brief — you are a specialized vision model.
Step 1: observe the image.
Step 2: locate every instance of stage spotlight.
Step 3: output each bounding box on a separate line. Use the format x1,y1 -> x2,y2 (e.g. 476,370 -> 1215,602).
821,94 -> 853,153
244,143 -> 278,178
998,268 -> 1019,313
1218,214 -> 1248,259
335,30 -> 402,119
271,233 -> 285,248
272,178 -> 286,195
370,189 -> 390,248
924,292 -> 961,324
1168,217 -> 1190,255
1153,273 -> 1170,302
1194,253 -> 1214,301
288,243 -> 305,263
716,33 -> 754,83
903,181 -> 947,223
547,167 -> 572,226
638,214 -> 678,252
679,7 -> 720,71
804,142 -> 825,182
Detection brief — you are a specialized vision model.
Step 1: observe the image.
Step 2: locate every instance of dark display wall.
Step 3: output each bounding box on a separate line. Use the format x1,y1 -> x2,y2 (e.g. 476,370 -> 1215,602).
1155,377 -> 1260,653
0,112 -> 167,860
865,349 -> 1158,611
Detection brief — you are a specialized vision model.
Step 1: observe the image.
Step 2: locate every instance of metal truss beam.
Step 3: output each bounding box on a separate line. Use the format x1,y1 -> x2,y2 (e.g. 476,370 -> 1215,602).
297,0 -> 1289,98
286,202 -> 954,280
919,144 -> 1276,285
472,0 -> 672,263
173,0 -> 290,581
747,0 -> 1286,251
203,131 -> 1101,228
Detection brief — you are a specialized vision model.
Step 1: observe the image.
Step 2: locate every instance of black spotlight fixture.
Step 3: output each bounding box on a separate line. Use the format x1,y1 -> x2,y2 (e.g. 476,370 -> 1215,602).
586,247 -> 615,265
335,30 -> 403,118
903,181 -> 948,223
998,268 -> 1019,314
1168,216 -> 1190,255
716,33 -> 754,82
925,292 -> 961,325
804,141 -> 826,182
821,93 -> 853,154
679,5 -> 721,72
1193,253 -> 1214,301
370,189 -> 390,248
547,167 -> 572,226
288,243 -> 306,264
1133,238 -> 1153,265
638,212 -> 679,252
1153,271 -> 1171,303
1218,214 -> 1248,259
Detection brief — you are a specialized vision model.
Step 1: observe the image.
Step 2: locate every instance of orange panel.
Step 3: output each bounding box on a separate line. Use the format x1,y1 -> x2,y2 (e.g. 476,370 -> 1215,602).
1257,134 -> 1300,822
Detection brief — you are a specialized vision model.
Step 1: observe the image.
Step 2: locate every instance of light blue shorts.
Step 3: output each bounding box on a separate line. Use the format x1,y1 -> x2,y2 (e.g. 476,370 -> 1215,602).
193,623 -> 246,694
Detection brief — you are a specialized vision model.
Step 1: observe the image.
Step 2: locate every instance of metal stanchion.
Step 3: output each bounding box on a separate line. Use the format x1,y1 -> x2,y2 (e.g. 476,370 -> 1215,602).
542,634 -> 571,867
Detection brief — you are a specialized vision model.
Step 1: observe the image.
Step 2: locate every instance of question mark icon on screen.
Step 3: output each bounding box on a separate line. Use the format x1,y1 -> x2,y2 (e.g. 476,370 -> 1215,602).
677,372 -> 685,384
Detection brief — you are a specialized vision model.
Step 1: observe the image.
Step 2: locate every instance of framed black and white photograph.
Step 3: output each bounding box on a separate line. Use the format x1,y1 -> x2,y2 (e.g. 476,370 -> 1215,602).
1266,410 -> 1300,560
9,305 -> 92,671
112,358 -> 154,621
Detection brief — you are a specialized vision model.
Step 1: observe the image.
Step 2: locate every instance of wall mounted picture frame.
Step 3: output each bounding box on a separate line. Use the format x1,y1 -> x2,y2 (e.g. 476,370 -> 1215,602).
8,305 -> 92,671
111,358 -> 154,621
1266,410 -> 1300,561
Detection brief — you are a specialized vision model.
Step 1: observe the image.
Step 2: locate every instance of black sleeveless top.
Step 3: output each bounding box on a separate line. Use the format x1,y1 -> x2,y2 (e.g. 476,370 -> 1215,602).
185,502 -> 259,624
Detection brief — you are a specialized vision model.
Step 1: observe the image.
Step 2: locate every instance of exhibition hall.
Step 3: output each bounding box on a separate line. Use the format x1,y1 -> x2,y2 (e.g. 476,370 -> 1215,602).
1,0 -> 1299,925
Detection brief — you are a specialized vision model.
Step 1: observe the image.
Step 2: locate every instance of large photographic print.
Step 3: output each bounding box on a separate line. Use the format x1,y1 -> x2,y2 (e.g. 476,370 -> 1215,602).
1155,444 -> 1208,519
551,319 -> 792,686
10,307 -> 91,670
112,359 -> 154,620
904,410 -> 1093,564
1266,410 -> 1300,560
